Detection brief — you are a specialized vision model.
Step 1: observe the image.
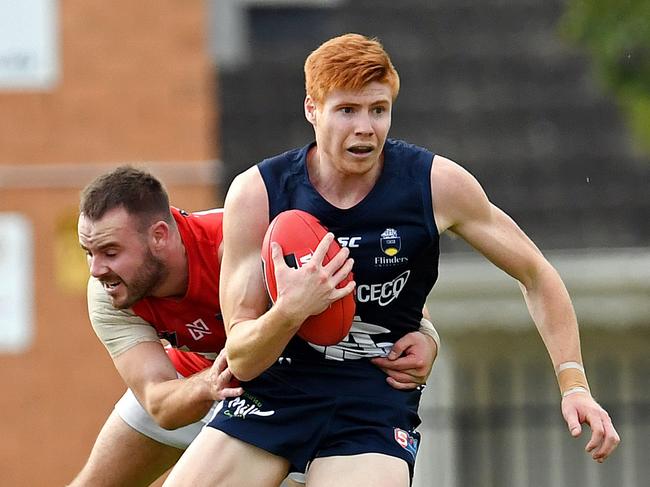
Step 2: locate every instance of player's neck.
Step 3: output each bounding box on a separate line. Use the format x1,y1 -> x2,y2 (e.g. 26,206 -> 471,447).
153,231 -> 189,299
307,147 -> 383,209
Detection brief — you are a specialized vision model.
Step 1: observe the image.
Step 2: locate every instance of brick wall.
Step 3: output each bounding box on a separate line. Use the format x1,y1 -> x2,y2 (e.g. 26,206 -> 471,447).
0,1 -> 218,485
0,0 -> 217,165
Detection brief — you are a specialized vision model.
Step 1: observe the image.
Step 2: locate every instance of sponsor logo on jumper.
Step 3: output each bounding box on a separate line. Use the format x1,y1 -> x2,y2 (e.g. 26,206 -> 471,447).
337,236 -> 362,248
186,318 -> 212,340
309,319 -> 393,361
222,394 -> 275,419
356,270 -> 410,306
380,228 -> 401,256
394,428 -> 419,459
374,255 -> 409,266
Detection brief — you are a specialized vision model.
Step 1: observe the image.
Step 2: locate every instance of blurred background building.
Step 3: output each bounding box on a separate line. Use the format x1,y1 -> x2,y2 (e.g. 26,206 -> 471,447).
0,1 -> 219,485
1,0 -> 648,485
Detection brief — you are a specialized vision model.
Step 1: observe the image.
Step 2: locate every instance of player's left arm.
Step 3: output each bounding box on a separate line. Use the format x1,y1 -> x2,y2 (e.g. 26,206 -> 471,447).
370,308 -> 440,389
431,155 -> 620,462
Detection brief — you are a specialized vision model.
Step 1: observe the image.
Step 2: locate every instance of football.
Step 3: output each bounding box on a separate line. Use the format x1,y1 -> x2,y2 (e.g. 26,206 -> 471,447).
261,209 -> 355,345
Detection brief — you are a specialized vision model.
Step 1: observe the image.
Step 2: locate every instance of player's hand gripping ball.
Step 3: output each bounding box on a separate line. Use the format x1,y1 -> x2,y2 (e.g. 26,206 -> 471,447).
261,209 -> 355,345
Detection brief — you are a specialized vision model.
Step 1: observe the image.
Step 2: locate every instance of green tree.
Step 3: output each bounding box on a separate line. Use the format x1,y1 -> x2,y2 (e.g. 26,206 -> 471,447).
561,0 -> 650,155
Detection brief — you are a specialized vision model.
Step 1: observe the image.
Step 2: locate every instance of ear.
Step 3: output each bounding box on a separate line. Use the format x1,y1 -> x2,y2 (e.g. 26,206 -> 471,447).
304,96 -> 317,126
149,221 -> 170,251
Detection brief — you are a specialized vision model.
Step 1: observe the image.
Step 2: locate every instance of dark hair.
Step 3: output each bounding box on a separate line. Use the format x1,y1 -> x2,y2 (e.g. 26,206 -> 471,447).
80,166 -> 172,228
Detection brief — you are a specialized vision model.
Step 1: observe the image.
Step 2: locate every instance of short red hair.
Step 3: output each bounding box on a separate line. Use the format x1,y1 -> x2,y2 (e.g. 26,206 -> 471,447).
304,33 -> 400,105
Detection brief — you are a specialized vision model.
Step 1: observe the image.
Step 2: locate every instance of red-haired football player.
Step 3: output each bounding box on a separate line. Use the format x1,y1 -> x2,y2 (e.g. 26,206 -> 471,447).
164,33 -> 619,487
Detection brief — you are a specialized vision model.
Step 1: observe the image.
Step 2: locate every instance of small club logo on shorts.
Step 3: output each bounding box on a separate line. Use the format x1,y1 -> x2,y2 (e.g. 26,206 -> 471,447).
394,428 -> 419,459
222,393 -> 275,419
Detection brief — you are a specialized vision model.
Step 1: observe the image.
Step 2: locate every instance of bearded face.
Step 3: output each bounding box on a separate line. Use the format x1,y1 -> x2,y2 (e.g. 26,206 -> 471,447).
106,247 -> 168,309
78,208 -> 169,309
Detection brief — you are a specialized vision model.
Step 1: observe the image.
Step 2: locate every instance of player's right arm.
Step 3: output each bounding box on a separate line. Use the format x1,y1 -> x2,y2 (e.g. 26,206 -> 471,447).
220,168 -> 355,381
87,278 -> 242,430
113,344 -> 240,429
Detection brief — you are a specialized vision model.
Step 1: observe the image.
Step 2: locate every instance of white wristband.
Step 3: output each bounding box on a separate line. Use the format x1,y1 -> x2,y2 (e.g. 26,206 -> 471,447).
419,317 -> 441,353
557,361 -> 585,374
562,386 -> 590,398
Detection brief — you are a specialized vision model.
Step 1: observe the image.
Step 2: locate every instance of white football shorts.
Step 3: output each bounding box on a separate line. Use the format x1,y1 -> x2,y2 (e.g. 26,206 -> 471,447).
114,388 -> 307,484
114,388 -> 216,450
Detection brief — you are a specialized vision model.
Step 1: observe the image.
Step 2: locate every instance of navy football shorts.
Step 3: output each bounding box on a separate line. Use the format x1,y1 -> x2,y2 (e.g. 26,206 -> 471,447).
207,357 -> 422,479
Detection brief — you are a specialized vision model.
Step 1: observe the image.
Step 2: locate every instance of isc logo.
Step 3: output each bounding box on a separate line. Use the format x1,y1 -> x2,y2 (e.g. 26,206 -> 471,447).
337,236 -> 362,248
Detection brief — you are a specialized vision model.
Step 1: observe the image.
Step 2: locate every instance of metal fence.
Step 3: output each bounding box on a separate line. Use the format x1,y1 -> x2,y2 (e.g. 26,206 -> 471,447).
414,339 -> 650,487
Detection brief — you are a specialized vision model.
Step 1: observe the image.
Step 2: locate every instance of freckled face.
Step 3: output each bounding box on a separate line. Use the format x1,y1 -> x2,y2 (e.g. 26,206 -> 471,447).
78,208 -> 165,309
307,81 -> 393,176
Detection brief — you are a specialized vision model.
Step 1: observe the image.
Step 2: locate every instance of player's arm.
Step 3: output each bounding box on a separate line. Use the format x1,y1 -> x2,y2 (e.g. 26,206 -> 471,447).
87,278 -> 241,430
220,168 -> 355,381
431,155 -> 620,461
371,308 -> 440,389
113,344 -> 241,430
